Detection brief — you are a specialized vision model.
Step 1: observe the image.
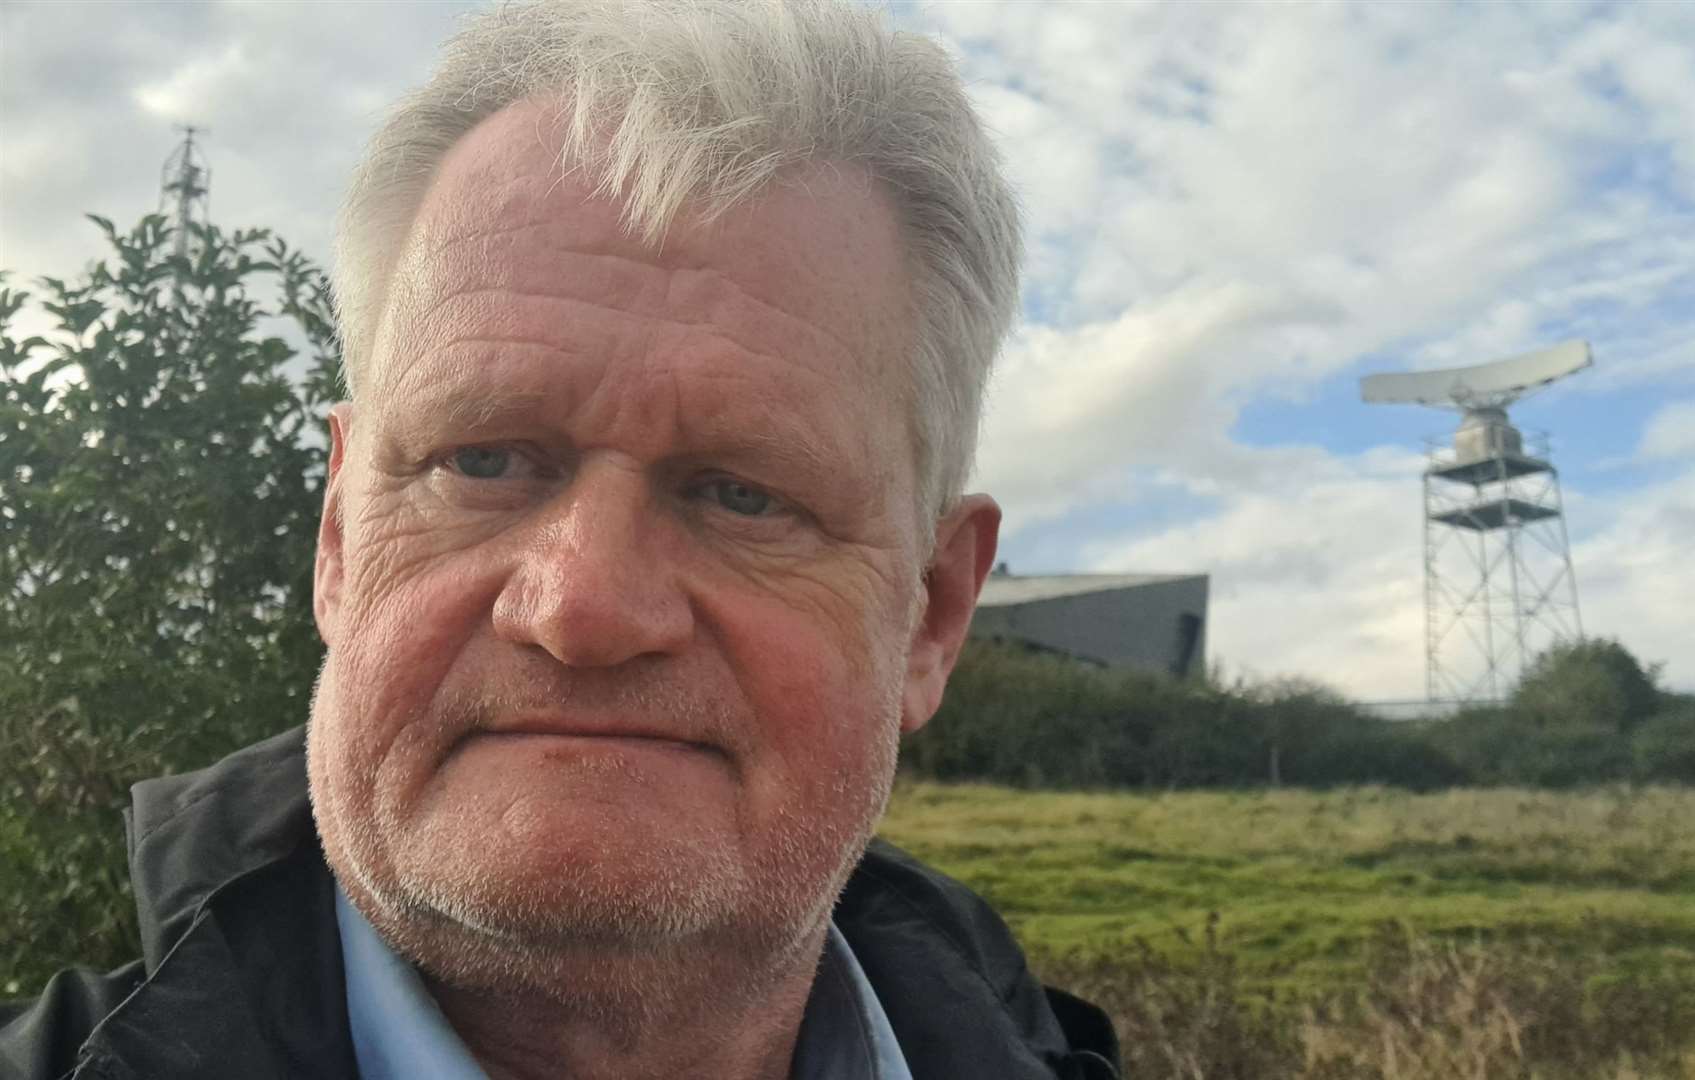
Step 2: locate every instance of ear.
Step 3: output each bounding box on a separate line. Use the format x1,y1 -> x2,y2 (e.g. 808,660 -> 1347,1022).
901,494 -> 1001,734
313,403 -> 356,648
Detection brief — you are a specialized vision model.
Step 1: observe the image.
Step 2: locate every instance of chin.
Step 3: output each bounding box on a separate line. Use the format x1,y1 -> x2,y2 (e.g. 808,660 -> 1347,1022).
306,654 -> 903,1003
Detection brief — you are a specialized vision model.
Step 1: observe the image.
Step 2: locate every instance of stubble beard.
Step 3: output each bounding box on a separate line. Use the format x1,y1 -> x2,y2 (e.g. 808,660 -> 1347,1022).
305,651 -> 903,1021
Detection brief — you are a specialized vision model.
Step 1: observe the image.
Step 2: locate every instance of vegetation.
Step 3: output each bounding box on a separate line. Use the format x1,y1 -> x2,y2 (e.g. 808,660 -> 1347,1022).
907,638 -> 1695,792
1,216 -> 338,995
882,780 -> 1695,1078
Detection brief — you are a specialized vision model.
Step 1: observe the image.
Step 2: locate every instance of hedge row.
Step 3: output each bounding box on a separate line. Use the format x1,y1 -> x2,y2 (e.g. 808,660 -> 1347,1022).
903,639 -> 1695,791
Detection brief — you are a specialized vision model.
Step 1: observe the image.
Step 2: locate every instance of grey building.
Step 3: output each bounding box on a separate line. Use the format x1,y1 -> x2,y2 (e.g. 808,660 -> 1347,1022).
969,572 -> 1209,678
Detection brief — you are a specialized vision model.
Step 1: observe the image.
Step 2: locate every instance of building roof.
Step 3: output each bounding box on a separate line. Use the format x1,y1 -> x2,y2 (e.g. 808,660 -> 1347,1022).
977,573 -> 1203,608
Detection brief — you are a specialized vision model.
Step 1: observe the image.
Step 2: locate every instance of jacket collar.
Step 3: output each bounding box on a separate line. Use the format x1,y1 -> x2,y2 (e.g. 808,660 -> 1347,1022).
82,728 -> 354,1079
124,727 -> 318,971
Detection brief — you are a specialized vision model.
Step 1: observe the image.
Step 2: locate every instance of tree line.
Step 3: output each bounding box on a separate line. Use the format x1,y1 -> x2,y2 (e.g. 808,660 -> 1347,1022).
907,637 -> 1694,791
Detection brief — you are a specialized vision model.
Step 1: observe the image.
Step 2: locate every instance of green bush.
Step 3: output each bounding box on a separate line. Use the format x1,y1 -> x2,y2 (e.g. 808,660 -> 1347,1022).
915,639 -> 1680,794
1632,705 -> 1695,784
1512,637 -> 1664,733
1,216 -> 338,997
1423,708 -> 1633,793
908,642 -> 1470,791
904,644 -> 1146,787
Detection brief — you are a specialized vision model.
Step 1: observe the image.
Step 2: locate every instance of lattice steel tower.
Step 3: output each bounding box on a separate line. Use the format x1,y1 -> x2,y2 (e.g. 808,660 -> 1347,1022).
1361,341 -> 1591,703
159,125 -> 210,268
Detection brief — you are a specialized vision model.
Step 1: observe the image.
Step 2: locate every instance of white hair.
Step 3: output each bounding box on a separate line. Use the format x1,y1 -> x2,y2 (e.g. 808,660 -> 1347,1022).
333,0 -> 1021,517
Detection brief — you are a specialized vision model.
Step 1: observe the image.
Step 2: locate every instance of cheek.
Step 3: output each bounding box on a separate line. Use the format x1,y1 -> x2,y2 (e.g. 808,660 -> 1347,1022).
339,499 -> 512,674
319,549 -> 508,789
709,585 -> 909,787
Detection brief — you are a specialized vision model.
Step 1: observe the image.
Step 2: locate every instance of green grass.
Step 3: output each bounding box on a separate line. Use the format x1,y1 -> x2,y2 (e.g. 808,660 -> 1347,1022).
879,781 -> 1695,1001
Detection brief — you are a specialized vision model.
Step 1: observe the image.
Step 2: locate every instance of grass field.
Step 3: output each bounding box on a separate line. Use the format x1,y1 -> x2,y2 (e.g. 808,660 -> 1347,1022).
879,781 -> 1695,1077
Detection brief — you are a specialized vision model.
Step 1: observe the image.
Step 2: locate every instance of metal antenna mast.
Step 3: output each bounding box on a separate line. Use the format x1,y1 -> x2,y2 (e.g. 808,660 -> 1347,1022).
159,125 -> 211,269
1361,341 -> 1591,703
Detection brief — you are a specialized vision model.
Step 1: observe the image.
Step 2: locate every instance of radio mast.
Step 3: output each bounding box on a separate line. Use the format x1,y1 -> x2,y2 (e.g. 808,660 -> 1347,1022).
159,125 -> 211,272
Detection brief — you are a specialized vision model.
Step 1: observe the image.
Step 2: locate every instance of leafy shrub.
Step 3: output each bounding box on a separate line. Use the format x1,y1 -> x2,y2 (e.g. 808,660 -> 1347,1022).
1513,637 -> 1664,733
1428,705 -> 1646,788
969,652 -> 1126,783
1632,704 -> 1695,784
914,639 -> 1682,795
910,641 -> 1470,792
1,216 -> 338,996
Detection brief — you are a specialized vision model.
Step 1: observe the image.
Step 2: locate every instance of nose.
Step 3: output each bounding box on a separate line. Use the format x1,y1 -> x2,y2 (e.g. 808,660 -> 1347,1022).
491,460 -> 694,668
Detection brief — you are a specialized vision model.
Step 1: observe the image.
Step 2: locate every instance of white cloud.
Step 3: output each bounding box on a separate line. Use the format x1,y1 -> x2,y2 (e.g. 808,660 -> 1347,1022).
1638,401 -> 1695,461
1573,11 -> 1695,200
133,44 -> 250,121
1570,464 -> 1695,688
1074,444 -> 1427,700
938,2 -> 1693,347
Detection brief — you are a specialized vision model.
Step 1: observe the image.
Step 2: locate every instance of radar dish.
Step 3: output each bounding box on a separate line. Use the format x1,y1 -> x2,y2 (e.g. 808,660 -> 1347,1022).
1360,340 -> 1592,408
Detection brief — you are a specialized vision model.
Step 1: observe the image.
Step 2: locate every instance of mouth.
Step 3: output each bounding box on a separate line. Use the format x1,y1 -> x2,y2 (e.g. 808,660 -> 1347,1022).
482,730 -> 706,753
476,716 -> 722,759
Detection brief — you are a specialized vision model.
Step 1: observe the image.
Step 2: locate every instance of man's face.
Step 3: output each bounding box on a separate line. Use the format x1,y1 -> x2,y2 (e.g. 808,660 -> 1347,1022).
307,100 -> 976,971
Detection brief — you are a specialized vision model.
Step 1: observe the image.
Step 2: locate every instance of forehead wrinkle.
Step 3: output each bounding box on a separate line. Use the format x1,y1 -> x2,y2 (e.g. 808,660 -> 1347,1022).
405,189 -> 876,365
418,249 -> 866,364
392,286 -> 864,401
668,363 -> 873,468
387,336 -> 566,393
658,264 -> 872,381
381,326 -> 866,458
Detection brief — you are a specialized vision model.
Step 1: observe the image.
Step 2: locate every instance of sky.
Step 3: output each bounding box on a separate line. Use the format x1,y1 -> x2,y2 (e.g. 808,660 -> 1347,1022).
2,0 -> 1691,700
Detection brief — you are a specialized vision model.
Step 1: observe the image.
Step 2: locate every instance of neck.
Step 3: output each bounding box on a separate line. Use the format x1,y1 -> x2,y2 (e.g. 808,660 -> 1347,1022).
425,927 -> 825,1080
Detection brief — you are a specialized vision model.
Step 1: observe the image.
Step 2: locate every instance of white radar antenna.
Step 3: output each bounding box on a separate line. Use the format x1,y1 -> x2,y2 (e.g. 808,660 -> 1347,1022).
1361,340 -> 1591,703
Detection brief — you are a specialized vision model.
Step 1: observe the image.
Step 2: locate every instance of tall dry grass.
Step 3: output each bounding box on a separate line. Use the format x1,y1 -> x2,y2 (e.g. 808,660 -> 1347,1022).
1044,919 -> 1695,1079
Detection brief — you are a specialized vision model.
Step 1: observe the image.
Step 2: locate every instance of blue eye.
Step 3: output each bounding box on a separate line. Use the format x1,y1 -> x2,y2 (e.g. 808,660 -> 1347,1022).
708,480 -> 772,516
452,446 -> 510,479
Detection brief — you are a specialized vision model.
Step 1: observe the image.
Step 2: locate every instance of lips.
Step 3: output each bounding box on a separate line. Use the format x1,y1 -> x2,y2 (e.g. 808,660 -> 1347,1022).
479,714 -> 720,757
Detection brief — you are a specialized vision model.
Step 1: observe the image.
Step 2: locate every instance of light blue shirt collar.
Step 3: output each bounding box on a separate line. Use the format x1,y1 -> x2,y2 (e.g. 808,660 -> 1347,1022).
335,888 -> 911,1080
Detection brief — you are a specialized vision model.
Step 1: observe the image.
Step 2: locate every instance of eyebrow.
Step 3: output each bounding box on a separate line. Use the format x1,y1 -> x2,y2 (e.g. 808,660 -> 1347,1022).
700,420 -> 845,488
404,383 -> 860,489
441,388 -> 552,430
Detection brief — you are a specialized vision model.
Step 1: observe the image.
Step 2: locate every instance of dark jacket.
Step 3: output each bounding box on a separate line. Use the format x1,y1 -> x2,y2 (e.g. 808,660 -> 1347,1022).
2,729 -> 1119,1079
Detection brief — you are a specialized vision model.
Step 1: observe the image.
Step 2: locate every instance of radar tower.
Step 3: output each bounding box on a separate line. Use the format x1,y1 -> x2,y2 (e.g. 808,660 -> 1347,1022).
1361,341 -> 1590,702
